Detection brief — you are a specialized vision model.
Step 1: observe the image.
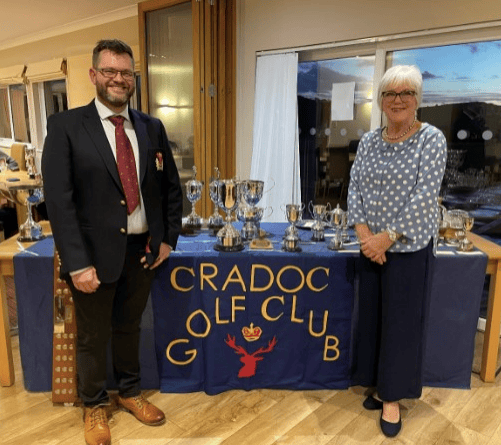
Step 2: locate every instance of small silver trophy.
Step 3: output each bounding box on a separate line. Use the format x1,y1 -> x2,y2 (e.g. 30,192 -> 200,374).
184,166 -> 204,231
327,204 -> 344,250
457,213 -> 475,252
25,146 -> 39,179
282,203 -> 304,252
308,201 -> 331,242
214,179 -> 244,252
208,167 -> 224,235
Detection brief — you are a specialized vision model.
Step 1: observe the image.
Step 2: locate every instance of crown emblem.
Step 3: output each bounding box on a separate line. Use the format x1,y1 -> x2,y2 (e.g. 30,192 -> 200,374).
242,323 -> 262,342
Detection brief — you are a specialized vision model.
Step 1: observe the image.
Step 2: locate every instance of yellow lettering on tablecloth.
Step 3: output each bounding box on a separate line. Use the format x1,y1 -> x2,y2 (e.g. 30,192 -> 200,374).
200,263 -> 218,291
186,310 -> 211,337
166,339 -> 197,365
171,266 -> 195,292
250,264 -> 274,292
323,335 -> 340,361
222,265 -> 247,291
261,295 -> 284,321
215,297 -> 229,324
277,265 -> 305,293
232,296 -> 246,322
291,295 -> 304,324
306,267 -> 329,292
309,310 -> 328,337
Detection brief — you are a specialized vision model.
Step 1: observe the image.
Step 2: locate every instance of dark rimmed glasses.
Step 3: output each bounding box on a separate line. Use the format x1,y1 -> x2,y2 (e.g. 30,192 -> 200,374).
96,68 -> 135,81
381,90 -> 417,101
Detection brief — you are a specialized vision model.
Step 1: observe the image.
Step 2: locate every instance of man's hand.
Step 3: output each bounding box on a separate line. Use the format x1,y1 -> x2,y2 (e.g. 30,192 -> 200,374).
141,242 -> 172,270
71,267 -> 101,293
360,232 -> 393,265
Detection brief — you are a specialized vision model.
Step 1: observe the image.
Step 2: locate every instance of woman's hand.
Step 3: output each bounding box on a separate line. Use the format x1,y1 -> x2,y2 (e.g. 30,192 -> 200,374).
360,232 -> 393,264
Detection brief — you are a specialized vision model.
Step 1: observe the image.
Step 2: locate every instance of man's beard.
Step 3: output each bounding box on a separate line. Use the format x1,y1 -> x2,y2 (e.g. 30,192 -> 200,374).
96,82 -> 134,108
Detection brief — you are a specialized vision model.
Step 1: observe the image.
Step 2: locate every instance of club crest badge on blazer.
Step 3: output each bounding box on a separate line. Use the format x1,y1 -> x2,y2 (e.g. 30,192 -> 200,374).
155,151 -> 164,171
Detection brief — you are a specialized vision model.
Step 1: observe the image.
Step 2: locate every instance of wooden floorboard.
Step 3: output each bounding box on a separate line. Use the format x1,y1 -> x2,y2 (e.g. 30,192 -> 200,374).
3,334 -> 501,445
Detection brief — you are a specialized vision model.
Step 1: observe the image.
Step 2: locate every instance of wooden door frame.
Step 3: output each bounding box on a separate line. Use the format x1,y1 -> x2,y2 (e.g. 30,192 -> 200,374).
138,0 -> 236,217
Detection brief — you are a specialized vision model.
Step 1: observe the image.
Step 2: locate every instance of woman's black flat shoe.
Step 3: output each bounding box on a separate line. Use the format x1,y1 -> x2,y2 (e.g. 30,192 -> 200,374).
379,412 -> 401,437
363,395 -> 383,410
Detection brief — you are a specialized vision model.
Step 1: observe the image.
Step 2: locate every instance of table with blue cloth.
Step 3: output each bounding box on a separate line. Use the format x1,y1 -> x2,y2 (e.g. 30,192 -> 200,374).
13,223 -> 488,394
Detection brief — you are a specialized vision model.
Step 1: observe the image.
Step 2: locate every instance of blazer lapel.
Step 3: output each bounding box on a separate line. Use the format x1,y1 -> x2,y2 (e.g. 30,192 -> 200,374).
82,101 -> 123,190
129,109 -> 149,185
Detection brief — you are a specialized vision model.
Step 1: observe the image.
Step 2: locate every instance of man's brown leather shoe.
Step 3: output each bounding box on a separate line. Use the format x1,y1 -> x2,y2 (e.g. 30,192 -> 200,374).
117,394 -> 166,426
83,406 -> 111,445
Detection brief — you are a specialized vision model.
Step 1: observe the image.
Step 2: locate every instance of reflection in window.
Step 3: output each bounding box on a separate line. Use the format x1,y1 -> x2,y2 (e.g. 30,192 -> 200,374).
297,55 -> 375,209
43,80 -> 67,119
387,41 -> 501,197
0,88 -> 12,139
9,84 -> 30,143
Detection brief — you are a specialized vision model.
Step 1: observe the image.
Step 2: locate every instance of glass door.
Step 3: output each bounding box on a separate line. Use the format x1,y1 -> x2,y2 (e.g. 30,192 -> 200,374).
139,0 -> 236,217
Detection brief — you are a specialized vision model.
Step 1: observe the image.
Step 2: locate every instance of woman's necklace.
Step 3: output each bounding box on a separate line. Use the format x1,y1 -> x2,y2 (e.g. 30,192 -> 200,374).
383,117 -> 417,141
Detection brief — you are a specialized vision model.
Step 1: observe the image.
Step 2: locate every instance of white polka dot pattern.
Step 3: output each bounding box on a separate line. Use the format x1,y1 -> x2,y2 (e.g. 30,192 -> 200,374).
347,123 -> 447,252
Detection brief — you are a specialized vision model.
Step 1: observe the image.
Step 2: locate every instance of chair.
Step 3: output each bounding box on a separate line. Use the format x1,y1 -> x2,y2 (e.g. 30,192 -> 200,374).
10,143 -> 27,171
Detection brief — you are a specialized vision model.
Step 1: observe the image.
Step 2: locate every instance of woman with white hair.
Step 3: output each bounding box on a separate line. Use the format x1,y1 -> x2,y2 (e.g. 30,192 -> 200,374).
347,65 -> 447,437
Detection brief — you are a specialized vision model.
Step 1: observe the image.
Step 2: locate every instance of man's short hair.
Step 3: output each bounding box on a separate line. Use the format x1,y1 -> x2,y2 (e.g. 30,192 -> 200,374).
92,39 -> 134,68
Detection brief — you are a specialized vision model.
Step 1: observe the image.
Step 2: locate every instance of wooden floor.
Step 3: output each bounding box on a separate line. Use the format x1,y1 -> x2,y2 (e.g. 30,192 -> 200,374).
3,335 -> 501,445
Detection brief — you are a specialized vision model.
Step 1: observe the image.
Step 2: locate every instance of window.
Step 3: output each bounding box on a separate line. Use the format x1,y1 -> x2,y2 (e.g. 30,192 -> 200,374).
30,79 -> 68,151
0,88 -> 12,139
294,24 -> 501,214
9,84 -> 30,143
298,55 -> 375,207
387,41 -> 501,197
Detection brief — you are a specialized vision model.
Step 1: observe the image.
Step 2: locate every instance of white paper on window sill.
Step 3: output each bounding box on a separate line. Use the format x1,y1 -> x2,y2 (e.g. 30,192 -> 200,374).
331,81 -> 355,121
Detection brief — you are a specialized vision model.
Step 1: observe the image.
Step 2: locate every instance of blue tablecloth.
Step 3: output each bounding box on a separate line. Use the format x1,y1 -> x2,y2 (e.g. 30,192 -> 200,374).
13,223 -> 487,393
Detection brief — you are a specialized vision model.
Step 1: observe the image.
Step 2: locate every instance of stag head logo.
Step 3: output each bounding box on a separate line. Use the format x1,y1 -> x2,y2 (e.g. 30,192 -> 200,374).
225,334 -> 277,378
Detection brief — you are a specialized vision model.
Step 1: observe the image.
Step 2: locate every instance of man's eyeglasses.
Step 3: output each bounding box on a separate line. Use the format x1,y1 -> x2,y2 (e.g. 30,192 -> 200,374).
381,90 -> 417,101
96,68 -> 135,81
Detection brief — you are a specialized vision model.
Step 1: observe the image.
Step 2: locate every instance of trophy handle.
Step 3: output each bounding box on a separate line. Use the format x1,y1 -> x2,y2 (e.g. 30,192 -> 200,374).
264,177 -> 276,195
308,200 -> 314,217
265,206 -> 273,219
325,202 -> 332,213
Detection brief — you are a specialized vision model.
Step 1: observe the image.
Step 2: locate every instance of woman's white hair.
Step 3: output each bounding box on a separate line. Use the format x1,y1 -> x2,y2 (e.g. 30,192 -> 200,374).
377,65 -> 423,109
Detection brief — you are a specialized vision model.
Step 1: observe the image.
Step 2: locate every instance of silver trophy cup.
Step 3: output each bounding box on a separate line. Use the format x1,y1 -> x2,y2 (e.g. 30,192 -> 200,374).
282,203 -> 304,252
327,204 -> 344,250
308,201 -> 331,242
184,166 -> 204,230
214,179 -> 244,252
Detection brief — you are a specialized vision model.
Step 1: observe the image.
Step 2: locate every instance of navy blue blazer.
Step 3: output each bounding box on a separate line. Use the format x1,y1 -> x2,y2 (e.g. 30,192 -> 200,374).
42,100 -> 183,282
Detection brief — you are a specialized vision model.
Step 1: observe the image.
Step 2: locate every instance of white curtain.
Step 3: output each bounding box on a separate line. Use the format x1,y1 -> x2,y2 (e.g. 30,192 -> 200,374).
250,52 -> 299,222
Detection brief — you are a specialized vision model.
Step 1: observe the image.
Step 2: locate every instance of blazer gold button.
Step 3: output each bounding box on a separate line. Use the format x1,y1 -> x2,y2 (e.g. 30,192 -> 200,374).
120,228 -> 126,234
120,200 -> 126,206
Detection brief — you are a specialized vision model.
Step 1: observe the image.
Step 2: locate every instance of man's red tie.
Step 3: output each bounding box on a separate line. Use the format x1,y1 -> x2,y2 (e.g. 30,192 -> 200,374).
109,115 -> 139,214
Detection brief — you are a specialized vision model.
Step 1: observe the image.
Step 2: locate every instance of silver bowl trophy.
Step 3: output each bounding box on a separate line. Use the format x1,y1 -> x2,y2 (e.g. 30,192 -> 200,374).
282,203 -> 304,252
184,166 -> 204,232
214,179 -> 244,252
237,205 -> 264,240
308,201 -> 331,242
439,208 -> 475,251
327,204 -> 344,250
208,167 -> 224,235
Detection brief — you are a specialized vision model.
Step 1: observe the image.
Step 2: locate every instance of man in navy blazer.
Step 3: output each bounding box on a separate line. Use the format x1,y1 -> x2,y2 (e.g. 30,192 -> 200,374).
42,39 -> 182,445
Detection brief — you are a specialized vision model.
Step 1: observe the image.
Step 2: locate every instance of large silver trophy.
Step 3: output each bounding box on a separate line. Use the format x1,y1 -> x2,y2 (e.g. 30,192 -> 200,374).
208,167 -> 224,235
184,166 -> 204,231
214,179 -> 244,252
